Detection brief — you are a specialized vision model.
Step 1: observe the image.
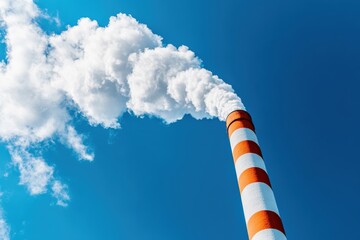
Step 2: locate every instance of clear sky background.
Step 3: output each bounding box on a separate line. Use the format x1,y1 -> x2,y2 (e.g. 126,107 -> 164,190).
0,0 -> 359,239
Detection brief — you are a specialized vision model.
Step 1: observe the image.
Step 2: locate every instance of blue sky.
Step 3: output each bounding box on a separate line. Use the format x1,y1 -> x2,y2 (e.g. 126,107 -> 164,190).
0,0 -> 359,239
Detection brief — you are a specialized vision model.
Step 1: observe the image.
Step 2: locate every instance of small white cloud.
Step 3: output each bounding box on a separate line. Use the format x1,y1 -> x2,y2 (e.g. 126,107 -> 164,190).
10,148 -> 53,195
63,126 -> 94,161
9,147 -> 69,206
51,180 -> 70,207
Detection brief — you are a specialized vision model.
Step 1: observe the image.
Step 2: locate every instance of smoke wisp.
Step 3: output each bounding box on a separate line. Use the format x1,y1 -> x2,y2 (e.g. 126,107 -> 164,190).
0,199 -> 10,240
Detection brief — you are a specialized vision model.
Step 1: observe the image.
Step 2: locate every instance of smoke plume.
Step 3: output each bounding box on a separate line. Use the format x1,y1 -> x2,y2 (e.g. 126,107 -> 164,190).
0,0 -> 244,210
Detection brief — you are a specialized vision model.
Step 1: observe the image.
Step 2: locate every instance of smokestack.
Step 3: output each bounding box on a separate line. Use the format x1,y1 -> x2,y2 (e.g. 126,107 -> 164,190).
226,110 -> 286,240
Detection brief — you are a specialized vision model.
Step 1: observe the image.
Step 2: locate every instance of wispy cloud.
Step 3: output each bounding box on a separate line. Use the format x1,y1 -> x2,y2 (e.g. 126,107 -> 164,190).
51,181 -> 70,207
0,212 -> 10,240
0,194 -> 10,240
10,149 -> 54,195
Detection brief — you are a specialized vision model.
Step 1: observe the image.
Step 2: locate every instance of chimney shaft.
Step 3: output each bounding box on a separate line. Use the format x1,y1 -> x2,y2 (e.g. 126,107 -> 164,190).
226,110 -> 286,240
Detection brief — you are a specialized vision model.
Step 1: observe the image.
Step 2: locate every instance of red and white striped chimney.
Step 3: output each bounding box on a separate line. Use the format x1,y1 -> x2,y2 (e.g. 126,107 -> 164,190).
226,110 -> 286,240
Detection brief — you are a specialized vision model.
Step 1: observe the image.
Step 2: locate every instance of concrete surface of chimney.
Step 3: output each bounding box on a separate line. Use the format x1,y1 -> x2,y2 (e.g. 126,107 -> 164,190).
226,110 -> 286,240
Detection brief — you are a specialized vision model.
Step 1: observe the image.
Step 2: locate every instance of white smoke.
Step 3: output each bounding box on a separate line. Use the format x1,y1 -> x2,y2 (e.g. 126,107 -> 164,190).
0,0 -> 244,209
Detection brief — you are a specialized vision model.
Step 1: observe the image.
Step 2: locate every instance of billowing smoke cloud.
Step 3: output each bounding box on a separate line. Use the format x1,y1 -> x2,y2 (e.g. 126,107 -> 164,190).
0,0 -> 244,211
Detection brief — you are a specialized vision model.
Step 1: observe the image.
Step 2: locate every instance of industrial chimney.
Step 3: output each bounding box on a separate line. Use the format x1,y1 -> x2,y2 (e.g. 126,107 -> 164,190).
226,110 -> 286,240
